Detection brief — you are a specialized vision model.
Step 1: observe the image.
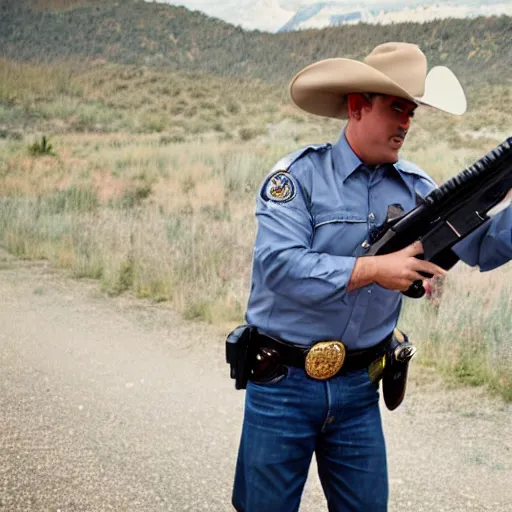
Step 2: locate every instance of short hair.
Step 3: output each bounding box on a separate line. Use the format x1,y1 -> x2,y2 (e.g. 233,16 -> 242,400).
346,92 -> 378,117
361,92 -> 379,102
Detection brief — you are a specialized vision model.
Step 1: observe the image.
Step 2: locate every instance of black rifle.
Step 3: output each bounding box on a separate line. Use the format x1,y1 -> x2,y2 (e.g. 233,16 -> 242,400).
367,137 -> 512,298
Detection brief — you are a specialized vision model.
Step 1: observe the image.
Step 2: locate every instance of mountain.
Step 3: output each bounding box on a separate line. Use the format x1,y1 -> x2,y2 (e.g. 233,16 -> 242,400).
278,1 -> 512,32
2,0 -> 511,86
147,0 -> 512,33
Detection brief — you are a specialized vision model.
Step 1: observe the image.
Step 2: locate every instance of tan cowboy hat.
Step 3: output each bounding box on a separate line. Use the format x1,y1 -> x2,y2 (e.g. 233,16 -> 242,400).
289,42 -> 467,118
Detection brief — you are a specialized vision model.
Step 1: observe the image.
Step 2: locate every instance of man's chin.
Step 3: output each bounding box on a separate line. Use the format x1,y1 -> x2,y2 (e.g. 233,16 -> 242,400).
378,151 -> 400,165
361,147 -> 400,166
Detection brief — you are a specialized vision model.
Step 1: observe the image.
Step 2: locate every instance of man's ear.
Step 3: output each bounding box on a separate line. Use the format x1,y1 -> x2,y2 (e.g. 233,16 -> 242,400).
347,93 -> 370,119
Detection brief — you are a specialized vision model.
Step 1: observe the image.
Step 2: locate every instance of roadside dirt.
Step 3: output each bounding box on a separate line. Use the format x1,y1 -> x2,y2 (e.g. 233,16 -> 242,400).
1,250 -> 510,512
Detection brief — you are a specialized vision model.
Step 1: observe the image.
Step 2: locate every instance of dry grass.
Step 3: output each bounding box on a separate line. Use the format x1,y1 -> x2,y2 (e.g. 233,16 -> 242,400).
401,264 -> 512,401
0,136 -> 289,326
0,58 -> 297,141
0,58 -> 80,103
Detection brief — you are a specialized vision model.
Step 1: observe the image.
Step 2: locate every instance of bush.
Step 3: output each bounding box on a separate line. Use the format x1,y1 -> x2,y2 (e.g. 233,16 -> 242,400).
29,135 -> 55,156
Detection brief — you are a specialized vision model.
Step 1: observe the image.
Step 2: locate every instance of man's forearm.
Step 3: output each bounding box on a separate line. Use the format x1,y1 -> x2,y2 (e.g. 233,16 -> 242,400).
347,243 -> 447,293
347,257 -> 377,291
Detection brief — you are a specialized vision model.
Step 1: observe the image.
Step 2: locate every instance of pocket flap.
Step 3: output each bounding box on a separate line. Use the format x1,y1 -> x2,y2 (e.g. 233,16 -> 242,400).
314,210 -> 366,228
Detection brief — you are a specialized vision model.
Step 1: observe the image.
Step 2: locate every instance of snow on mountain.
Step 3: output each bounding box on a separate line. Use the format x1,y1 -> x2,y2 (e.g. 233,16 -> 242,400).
233,0 -> 296,32
146,1 -> 512,33
279,1 -> 512,31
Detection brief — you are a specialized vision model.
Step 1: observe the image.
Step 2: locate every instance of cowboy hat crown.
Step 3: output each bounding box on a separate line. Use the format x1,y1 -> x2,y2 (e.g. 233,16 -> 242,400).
289,42 -> 467,118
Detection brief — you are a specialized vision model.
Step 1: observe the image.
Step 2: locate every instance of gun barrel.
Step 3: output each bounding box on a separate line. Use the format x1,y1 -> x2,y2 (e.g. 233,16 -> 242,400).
425,137 -> 512,210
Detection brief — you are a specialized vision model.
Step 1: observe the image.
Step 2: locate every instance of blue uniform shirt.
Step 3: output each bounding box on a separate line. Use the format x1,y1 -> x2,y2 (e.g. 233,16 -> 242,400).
245,129 -> 512,350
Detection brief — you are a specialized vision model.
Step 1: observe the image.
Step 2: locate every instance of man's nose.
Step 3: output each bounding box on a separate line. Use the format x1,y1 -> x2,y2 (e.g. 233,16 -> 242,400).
398,114 -> 412,130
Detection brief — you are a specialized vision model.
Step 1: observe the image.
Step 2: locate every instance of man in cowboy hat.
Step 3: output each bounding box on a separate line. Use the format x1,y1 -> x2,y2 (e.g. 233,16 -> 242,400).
231,42 -> 512,511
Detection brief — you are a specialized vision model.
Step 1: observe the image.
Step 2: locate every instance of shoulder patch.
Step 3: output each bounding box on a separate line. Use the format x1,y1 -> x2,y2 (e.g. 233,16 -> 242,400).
262,171 -> 297,203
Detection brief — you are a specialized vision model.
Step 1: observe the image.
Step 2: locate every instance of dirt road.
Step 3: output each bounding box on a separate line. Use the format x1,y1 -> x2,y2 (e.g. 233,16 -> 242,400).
1,252 -> 511,512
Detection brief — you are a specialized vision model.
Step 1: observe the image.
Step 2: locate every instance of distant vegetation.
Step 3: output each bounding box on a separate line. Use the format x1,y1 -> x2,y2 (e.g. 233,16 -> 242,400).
1,55 -> 509,146
1,0 -> 511,86
0,57 -> 299,140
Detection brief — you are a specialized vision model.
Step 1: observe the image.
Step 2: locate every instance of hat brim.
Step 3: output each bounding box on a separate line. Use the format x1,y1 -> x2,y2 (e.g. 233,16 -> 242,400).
289,59 -> 466,118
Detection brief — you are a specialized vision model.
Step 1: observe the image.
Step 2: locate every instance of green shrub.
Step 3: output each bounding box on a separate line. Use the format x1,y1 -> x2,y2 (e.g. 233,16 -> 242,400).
29,135 -> 55,156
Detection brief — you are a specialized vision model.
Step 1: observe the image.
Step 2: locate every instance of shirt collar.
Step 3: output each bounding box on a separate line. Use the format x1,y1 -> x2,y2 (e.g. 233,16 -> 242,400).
333,127 -> 429,183
332,128 -> 364,182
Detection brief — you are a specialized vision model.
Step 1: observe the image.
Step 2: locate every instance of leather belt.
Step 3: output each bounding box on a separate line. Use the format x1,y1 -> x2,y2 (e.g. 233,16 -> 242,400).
254,332 -> 391,379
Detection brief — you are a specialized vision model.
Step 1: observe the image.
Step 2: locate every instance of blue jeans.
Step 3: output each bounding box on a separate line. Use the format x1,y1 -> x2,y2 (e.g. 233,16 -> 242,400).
232,366 -> 388,512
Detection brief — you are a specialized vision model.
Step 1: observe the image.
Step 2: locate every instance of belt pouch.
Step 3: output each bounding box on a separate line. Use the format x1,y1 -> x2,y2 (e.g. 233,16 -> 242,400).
225,324 -> 255,390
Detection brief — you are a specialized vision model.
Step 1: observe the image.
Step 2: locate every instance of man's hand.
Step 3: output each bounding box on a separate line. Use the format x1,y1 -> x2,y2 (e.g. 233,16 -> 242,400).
348,241 -> 447,292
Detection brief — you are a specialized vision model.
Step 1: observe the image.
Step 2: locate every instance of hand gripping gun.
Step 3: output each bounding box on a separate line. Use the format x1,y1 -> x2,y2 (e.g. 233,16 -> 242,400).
367,137 -> 512,298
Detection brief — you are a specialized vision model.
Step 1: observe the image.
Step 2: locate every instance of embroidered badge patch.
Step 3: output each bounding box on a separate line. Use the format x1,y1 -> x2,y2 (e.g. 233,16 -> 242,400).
264,171 -> 296,203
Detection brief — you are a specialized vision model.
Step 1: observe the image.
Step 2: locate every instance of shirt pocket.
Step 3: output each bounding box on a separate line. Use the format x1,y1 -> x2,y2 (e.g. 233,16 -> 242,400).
312,210 -> 367,257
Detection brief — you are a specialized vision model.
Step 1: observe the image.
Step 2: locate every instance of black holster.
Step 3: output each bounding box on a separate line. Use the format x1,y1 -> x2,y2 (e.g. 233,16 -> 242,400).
225,325 -> 256,390
382,329 -> 417,410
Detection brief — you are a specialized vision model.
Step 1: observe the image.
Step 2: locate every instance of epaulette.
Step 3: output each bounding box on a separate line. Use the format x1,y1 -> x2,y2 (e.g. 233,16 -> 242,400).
395,159 -> 437,187
268,143 -> 331,174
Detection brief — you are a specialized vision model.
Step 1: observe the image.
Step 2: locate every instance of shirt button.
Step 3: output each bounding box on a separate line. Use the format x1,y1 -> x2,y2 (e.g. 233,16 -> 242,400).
368,212 -> 376,221
368,289 -> 372,294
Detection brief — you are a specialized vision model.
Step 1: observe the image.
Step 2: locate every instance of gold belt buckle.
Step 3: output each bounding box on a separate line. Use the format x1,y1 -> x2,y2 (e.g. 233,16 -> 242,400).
305,341 -> 346,380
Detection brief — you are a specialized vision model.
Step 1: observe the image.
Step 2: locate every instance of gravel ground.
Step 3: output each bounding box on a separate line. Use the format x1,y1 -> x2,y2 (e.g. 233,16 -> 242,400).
0,251 -> 511,512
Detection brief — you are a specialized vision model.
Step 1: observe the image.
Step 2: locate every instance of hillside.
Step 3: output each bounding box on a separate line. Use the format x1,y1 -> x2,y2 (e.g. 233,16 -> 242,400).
1,0 -> 511,86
